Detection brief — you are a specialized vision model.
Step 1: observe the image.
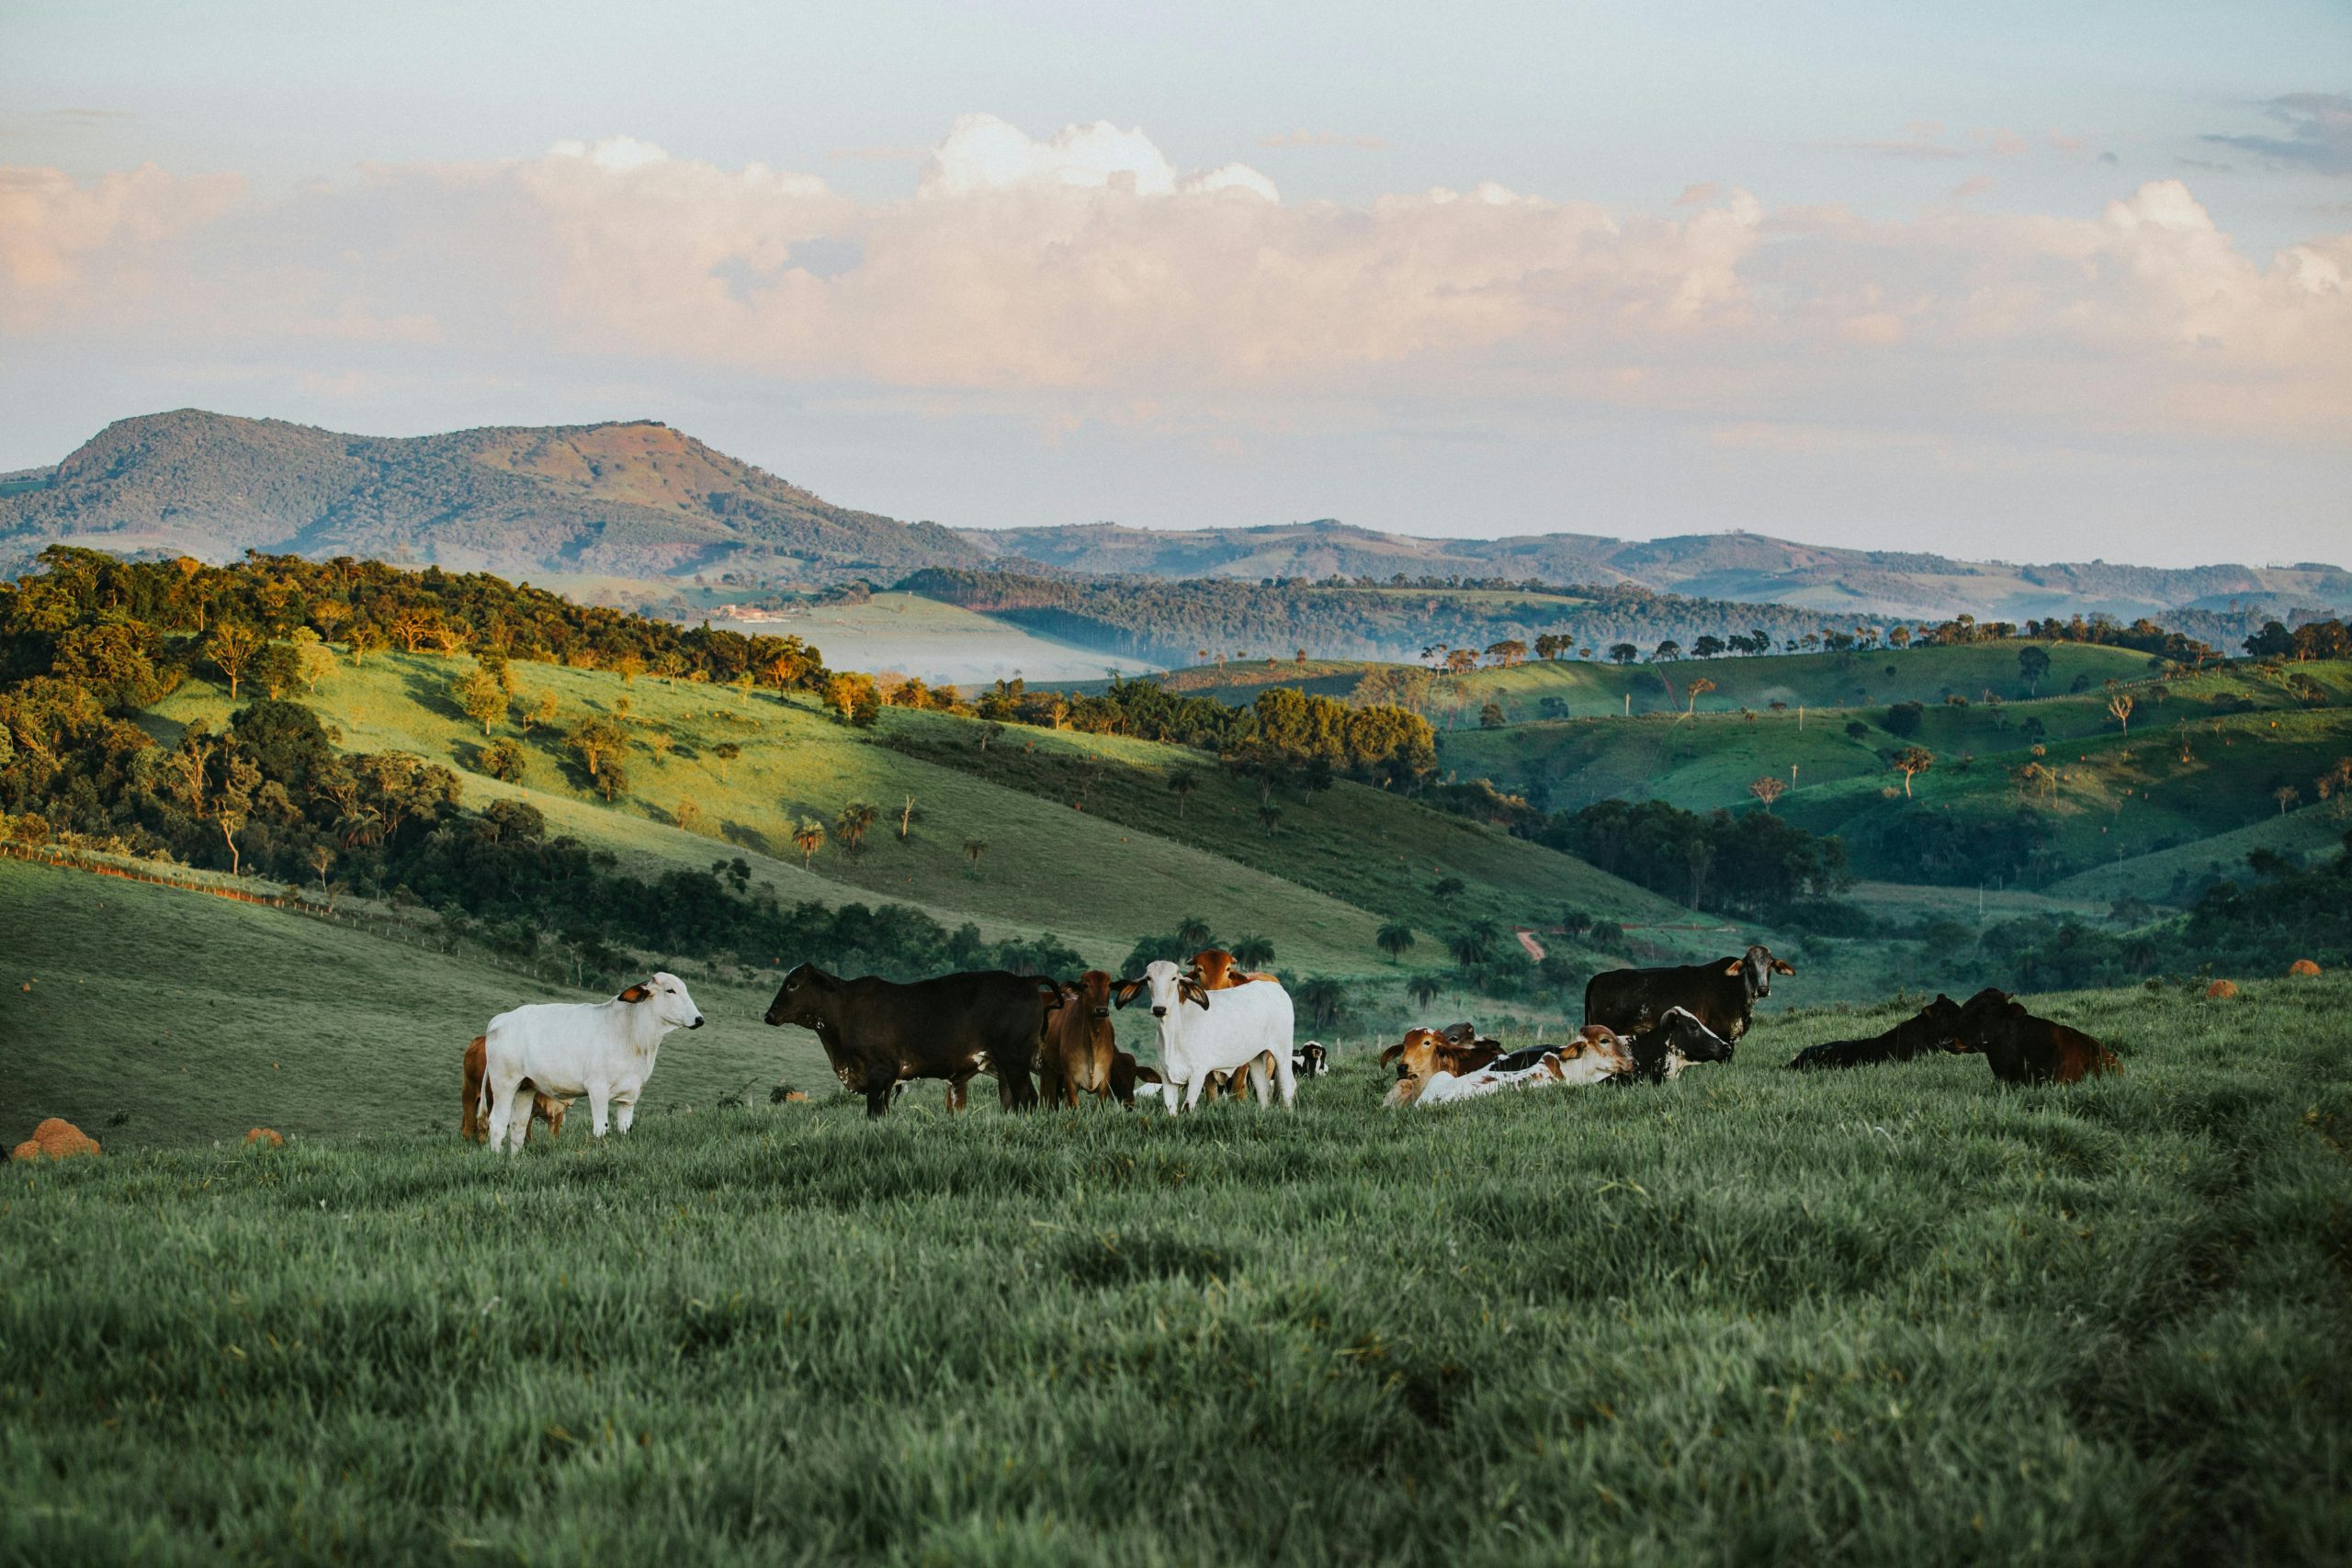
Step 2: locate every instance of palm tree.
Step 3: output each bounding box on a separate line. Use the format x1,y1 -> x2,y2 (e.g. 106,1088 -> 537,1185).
1166,764 -> 1201,819
1174,914 -> 1215,951
1405,973 -> 1443,1010
836,801 -> 877,852
1447,925 -> 1495,970
962,838 -> 989,874
1293,977 -> 1348,1029
791,819 -> 825,866
1430,875 -> 1465,905
1375,921 -> 1417,963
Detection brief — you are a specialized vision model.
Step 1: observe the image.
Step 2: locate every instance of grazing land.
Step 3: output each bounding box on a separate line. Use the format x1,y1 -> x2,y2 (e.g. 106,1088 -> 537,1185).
6,966 -> 2346,1563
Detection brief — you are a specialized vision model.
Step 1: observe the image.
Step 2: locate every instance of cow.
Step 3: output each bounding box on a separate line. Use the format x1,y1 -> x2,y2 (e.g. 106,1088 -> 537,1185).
763,964 -> 1052,1116
1116,959 -> 1296,1112
479,974 -> 704,1154
459,1033 -> 570,1145
1379,1027 -> 1504,1083
1786,995 -> 1966,1071
1039,971 -> 1119,1108
1293,1042 -> 1329,1079
1107,1049 -> 1161,1109
1948,988 -> 2120,1085
1584,944 -> 1793,1043
1393,1027 -> 1636,1108
1187,948 -> 1279,992
1616,1007 -> 1737,1084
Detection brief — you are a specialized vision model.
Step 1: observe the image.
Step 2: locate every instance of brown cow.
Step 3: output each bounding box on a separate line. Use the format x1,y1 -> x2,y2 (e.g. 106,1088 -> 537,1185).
1107,1049 -> 1162,1109
1040,971 -> 1119,1108
1378,1026 -> 1506,1086
1949,989 -> 2120,1085
460,1034 -> 570,1145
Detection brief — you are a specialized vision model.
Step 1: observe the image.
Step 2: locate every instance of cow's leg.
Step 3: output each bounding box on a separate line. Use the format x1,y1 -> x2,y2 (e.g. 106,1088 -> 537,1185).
613,1091 -> 638,1134
946,1074 -> 974,1113
1274,1052 -> 1298,1110
486,1069 -> 524,1155
1178,1074 -> 1204,1116
587,1086 -> 612,1139
865,1084 -> 895,1117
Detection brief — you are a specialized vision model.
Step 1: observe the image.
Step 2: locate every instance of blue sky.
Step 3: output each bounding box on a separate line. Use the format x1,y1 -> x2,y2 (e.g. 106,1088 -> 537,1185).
3,1 -> 2346,564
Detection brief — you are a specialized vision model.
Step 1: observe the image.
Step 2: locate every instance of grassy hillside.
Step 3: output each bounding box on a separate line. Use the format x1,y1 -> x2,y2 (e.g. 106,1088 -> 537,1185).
0,857 -> 834,1149
148,649 -> 1685,980
6,974 -> 2346,1562
710,592 -> 1143,686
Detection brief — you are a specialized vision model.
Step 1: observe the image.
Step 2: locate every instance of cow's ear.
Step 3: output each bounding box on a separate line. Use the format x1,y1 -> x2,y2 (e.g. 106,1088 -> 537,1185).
1771,959 -> 1795,976
1181,979 -> 1209,1009
617,984 -> 651,1003
1113,978 -> 1145,1009
1722,960 -> 1743,976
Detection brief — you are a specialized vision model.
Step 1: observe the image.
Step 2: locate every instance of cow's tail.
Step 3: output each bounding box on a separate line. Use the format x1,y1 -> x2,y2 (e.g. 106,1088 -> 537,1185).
476,1032 -> 496,1125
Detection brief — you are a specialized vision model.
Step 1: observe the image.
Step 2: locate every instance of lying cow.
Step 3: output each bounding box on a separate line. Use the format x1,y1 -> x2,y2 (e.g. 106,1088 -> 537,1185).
1039,971 -> 1118,1108
763,964 -> 1052,1115
478,974 -> 704,1153
1786,995 -> 1965,1071
1949,988 -> 2120,1085
1389,1026 -> 1635,1108
1585,944 -> 1793,1043
1117,959 -> 1296,1112
1379,1027 -> 1504,1083
1616,1007 -> 1736,1084
459,1033 -> 570,1145
1293,1042 -> 1329,1079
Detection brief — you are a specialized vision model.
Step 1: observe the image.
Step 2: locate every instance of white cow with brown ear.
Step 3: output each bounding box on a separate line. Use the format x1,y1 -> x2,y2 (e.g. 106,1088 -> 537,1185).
1115,958 -> 1296,1113
479,973 -> 704,1154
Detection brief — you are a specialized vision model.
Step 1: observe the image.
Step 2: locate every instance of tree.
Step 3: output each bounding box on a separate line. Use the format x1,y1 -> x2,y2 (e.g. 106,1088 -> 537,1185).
2018,645 -> 2052,696
2275,784 -> 2301,816
1477,702 -> 1506,729
2108,693 -> 2135,736
1257,803 -> 1283,836
1608,643 -> 1639,665
1174,914 -> 1215,951
1683,676 -> 1716,720
1652,640 -> 1683,662
711,741 -> 741,782
1406,973 -> 1443,1010
1844,720 -> 1870,740
836,800 -> 877,853
1884,701 -> 1924,739
1375,921 -> 1417,963
1747,774 -> 1787,811
1231,935 -> 1276,969
1292,976 -> 1348,1029
519,690 -> 560,737
454,665 -> 509,735
215,753 -> 260,878
793,819 -> 826,867
567,715 -> 629,779
1166,764 -> 1201,818
898,794 -> 916,841
1691,635 -> 1726,660
1892,746 -> 1934,797
203,623 -> 264,699
1447,922 -> 1497,970
292,628 -> 336,694
961,837 -> 988,874
1430,875 -> 1465,904
479,738 -> 526,782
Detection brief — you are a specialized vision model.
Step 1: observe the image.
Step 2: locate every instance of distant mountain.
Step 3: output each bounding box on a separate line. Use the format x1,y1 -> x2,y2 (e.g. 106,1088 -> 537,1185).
0,410 -> 981,582
962,519 -> 2352,625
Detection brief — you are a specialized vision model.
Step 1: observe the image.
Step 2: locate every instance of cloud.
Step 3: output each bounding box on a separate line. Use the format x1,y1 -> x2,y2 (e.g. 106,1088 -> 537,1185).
1846,120 -> 1966,160
1,119 -> 2346,451
2202,93 -> 2352,175
1259,130 -> 1386,149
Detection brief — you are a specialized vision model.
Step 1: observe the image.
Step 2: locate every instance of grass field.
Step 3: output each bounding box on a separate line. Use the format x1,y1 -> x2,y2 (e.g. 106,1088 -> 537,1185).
6,964 -> 2346,1562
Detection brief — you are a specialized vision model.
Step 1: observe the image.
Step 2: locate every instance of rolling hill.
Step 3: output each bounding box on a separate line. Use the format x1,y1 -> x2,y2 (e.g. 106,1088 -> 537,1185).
0,410 -> 980,582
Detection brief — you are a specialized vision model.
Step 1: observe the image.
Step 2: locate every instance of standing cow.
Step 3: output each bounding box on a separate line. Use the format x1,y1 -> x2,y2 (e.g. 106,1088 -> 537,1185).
1584,944 -> 1793,1043
478,974 -> 705,1154
1039,971 -> 1118,1108
762,964 -> 1052,1116
1118,958 -> 1296,1113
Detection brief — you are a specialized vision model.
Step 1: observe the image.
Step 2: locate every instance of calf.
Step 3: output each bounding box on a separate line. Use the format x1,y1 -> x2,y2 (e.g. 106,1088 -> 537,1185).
1107,1049 -> 1161,1109
1293,1041 -> 1329,1079
1786,995 -> 1966,1071
459,1033 -> 569,1145
763,964 -> 1053,1115
1395,1028 -> 1636,1108
1617,1007 -> 1736,1084
1949,988 -> 2120,1085
1188,948 -> 1279,992
1117,959 -> 1296,1113
1585,944 -> 1793,1043
1379,1028 -> 1504,1083
1039,971 -> 1118,1108
479,975 -> 704,1153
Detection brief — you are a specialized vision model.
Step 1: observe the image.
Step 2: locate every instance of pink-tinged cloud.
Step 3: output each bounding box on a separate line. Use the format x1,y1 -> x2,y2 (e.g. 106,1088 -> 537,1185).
0,120 -> 2346,445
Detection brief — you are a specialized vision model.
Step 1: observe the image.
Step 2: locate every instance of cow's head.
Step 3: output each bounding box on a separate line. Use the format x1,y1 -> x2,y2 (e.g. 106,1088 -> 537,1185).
1653,1006 -> 1736,1069
1136,958 -> 1207,1021
1188,949 -> 1238,991
763,963 -> 837,1029
1071,970 -> 1114,1020
1565,1024 -> 1638,1081
1296,1041 -> 1329,1077
1946,987 -> 2022,1055
1729,944 -> 1792,998
1380,1027 -> 1444,1081
1905,993 -> 1968,1049
623,971 -> 705,1031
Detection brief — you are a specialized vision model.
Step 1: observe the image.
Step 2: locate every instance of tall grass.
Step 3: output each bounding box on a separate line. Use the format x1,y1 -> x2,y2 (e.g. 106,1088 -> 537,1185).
6,976 -> 2347,1562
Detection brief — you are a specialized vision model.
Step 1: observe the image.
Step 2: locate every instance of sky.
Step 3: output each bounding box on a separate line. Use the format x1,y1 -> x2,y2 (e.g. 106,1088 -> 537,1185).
3,0 -> 2348,568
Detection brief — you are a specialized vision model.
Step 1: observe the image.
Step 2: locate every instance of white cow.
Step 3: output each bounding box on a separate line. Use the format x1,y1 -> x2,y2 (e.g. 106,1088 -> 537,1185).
479,973 -> 704,1153
1118,959 -> 1295,1113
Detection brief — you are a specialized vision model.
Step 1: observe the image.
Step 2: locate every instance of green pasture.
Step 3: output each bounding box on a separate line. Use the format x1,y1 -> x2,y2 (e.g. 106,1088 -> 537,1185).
5,967 -> 2346,1563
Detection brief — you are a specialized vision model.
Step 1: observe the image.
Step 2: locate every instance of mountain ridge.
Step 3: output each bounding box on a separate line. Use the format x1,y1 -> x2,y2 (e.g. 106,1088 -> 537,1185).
3,410 -> 2344,624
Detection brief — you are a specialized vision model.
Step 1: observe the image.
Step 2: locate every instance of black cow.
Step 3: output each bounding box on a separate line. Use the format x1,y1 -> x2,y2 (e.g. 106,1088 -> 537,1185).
1584,944 -> 1793,1043
1617,1007 -> 1736,1084
762,964 -> 1053,1116
1786,994 -> 1965,1070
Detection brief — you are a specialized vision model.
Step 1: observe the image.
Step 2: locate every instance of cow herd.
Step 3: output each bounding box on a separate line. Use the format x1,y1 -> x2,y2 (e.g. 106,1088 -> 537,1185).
460,940 -> 2117,1154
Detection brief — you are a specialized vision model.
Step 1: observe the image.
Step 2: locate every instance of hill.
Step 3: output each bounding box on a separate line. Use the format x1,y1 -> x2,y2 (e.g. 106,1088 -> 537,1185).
6,966 -> 2347,1562
0,410 -> 980,582
963,518 -> 2350,625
